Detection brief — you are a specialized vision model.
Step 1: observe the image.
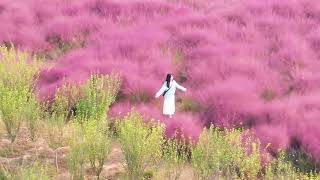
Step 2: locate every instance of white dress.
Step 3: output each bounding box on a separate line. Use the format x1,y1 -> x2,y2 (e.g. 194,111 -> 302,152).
155,80 -> 187,115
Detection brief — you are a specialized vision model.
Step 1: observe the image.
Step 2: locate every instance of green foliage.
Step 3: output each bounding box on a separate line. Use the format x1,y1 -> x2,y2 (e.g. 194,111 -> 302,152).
24,95 -> 41,141
162,137 -> 189,180
50,84 -> 79,123
0,46 -> 42,143
0,162 -> 51,180
0,165 -> 11,180
285,148 -> 319,175
75,73 -> 121,125
43,82 -> 83,149
0,87 -> 25,143
68,120 -> 112,180
68,123 -> 86,180
117,111 -> 164,179
67,73 -> 119,179
191,127 -> 261,180
143,170 -> 154,179
265,151 -> 320,180
84,120 -> 111,179
192,127 -> 229,179
235,138 -> 261,179
15,162 -> 51,180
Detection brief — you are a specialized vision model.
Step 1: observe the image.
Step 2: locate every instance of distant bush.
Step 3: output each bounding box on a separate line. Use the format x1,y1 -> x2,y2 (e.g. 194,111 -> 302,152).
178,98 -> 202,113
117,111 -> 164,179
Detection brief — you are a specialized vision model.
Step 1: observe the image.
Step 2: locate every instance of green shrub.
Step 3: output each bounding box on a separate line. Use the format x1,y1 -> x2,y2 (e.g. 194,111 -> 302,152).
68,120 -> 111,180
0,46 -> 42,143
235,138 -> 261,179
0,87 -> 24,143
192,127 -> 229,179
162,137 -> 189,180
191,127 -> 262,180
84,120 -> 111,180
265,151 -> 320,180
24,95 -> 41,141
117,111 -> 164,179
75,73 -> 120,125
67,73 -> 119,179
42,84 -> 81,173
68,123 -> 87,180
285,148 -> 319,175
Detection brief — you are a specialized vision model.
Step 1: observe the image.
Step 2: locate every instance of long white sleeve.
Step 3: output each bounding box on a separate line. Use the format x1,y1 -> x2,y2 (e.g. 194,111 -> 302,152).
175,81 -> 187,92
155,83 -> 167,98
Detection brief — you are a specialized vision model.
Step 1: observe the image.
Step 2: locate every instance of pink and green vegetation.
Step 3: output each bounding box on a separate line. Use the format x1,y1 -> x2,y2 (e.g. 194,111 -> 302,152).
0,46 -> 319,179
1,0 -> 320,178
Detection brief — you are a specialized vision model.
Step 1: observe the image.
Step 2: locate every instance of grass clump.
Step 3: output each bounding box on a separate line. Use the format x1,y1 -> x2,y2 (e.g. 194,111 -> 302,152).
0,162 -> 51,180
117,111 -> 164,179
15,162 -> 51,180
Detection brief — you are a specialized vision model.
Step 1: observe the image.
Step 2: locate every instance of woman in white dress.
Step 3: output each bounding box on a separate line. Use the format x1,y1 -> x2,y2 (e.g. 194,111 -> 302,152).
155,74 -> 187,118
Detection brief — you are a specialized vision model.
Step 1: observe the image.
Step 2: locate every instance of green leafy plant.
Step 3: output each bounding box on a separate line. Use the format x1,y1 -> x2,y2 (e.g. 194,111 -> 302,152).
0,46 -> 42,143
265,150 -> 320,180
162,137 -> 189,180
84,120 -> 111,180
43,84 -> 79,173
24,95 -> 41,141
117,111 -> 164,179
67,73 -> 120,179
75,73 -> 121,125
191,127 -> 262,180
68,123 -> 87,180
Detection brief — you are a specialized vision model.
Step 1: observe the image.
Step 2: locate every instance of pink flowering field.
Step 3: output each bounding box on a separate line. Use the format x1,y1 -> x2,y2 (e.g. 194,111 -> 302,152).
1,0 -> 320,176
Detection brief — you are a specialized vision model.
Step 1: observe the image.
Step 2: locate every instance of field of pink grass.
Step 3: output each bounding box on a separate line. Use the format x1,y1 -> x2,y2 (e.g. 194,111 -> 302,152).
1,0 -> 320,161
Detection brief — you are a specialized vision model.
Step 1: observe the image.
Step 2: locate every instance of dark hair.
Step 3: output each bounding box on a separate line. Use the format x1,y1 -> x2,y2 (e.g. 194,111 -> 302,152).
165,74 -> 172,88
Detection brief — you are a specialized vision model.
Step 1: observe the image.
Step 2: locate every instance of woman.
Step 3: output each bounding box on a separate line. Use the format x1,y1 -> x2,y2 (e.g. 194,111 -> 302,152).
155,74 -> 187,118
